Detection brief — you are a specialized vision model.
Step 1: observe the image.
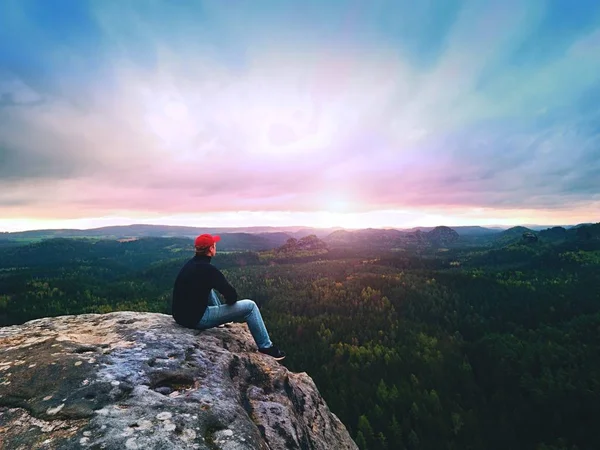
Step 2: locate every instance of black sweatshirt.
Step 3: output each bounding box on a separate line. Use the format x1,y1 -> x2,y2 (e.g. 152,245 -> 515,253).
172,255 -> 238,328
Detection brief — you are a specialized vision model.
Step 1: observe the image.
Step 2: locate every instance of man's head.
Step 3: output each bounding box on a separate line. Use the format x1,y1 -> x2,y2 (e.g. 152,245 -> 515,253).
194,234 -> 221,257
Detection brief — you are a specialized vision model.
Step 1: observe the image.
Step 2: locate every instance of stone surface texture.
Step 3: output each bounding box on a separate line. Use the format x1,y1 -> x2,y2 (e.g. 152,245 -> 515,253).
0,312 -> 357,450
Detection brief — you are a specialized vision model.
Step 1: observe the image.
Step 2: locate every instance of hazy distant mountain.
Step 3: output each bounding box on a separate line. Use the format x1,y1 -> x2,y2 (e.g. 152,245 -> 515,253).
575,223 -> 600,240
404,226 -> 502,236
215,233 -> 290,251
1,224 -> 204,239
570,223 -> 595,229
521,224 -> 573,231
324,228 -> 406,248
500,226 -> 535,236
2,223 -> 596,251
427,226 -> 460,245
324,226 -> 467,248
255,232 -> 294,246
282,228 -> 343,239
539,226 -> 568,241
494,226 -> 536,245
492,223 -> 600,245
0,224 -> 340,240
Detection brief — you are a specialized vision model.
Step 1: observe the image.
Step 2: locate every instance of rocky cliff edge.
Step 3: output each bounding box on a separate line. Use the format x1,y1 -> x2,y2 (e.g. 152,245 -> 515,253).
0,312 -> 357,450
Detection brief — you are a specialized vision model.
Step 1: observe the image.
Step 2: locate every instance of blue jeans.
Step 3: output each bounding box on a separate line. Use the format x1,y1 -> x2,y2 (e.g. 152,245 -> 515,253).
197,290 -> 273,349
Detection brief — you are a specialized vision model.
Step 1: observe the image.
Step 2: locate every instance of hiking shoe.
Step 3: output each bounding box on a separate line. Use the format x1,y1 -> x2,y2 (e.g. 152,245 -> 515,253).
258,345 -> 286,361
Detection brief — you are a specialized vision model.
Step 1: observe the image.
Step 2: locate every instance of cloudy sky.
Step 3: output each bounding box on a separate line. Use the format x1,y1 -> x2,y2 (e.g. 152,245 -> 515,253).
1,0 -> 599,231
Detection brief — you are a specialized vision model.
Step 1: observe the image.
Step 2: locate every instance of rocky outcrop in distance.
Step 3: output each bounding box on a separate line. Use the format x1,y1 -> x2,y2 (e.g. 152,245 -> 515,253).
0,312 -> 357,450
522,231 -> 539,243
275,235 -> 328,254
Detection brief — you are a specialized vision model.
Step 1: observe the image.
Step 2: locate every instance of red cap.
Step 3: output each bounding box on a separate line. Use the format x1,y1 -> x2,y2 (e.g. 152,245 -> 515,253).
194,234 -> 221,247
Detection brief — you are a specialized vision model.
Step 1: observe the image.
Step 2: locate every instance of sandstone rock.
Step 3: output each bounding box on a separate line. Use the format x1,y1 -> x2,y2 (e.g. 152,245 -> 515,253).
0,312 -> 357,450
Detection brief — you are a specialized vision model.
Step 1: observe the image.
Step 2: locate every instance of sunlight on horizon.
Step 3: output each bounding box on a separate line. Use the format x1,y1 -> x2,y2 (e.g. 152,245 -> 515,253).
1,207 -> 596,233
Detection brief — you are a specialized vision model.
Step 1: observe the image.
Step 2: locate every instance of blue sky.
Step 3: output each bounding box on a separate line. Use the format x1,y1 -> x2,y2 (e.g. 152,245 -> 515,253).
0,0 -> 599,231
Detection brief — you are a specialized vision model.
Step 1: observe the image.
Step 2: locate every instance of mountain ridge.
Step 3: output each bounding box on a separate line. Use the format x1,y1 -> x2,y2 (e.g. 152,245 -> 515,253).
3,222 -> 595,238
2,223 -> 598,252
0,223 -> 504,239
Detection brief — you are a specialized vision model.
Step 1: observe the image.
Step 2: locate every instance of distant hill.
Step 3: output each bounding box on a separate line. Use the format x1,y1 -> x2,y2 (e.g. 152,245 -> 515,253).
522,224 -> 573,231
493,223 -> 600,245
254,232 -> 295,246
0,237 -> 192,269
575,223 -> 600,240
0,232 -> 287,253
539,226 -> 568,241
500,226 -> 535,236
324,228 -> 406,248
216,233 -> 290,251
324,226 -> 466,249
2,223 -> 597,251
1,224 -> 203,239
494,226 -> 537,245
427,226 -> 460,245
570,223 -> 595,229
0,225 -> 340,241
404,226 -> 502,236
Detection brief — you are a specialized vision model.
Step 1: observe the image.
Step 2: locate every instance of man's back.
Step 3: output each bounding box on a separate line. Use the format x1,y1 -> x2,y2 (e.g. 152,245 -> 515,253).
172,255 -> 237,327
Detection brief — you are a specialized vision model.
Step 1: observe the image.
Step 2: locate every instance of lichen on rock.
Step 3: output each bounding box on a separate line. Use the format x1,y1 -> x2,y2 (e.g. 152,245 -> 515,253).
0,312 -> 357,450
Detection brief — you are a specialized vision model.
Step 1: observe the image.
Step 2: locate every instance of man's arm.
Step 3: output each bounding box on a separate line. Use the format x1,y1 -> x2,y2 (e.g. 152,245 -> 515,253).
211,267 -> 238,304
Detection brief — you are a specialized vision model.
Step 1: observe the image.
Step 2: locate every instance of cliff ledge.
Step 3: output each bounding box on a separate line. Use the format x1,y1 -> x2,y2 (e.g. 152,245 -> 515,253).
0,312 -> 357,450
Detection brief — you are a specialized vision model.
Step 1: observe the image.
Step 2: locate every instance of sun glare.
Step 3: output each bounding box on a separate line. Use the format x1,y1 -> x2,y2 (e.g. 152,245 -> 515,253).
163,101 -> 189,121
326,197 -> 352,213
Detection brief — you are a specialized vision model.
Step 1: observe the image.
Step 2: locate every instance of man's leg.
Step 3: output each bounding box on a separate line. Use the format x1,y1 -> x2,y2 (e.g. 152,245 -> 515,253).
197,299 -> 273,349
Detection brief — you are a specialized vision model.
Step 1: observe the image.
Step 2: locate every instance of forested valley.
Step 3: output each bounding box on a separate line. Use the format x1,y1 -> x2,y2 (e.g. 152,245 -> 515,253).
1,227 -> 599,450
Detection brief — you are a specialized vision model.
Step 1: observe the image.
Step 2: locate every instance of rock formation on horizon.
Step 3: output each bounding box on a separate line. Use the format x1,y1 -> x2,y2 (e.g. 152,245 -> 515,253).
0,312 -> 357,450
275,235 -> 328,254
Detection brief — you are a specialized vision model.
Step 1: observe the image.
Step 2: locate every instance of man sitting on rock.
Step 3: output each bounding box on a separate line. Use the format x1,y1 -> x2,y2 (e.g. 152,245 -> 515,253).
172,234 -> 286,361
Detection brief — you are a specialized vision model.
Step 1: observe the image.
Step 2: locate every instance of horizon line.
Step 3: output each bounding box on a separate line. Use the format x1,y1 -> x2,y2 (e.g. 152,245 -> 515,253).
1,221 -> 593,235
